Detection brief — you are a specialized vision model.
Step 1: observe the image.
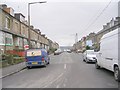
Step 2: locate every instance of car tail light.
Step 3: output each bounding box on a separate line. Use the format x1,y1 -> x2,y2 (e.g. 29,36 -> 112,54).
42,57 -> 44,61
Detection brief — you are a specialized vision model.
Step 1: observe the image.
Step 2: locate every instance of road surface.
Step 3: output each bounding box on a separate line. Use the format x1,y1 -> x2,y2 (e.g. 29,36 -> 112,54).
2,52 -> 119,88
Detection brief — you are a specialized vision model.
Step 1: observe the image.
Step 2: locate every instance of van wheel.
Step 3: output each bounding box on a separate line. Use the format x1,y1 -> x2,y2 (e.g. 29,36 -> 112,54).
44,61 -> 47,67
48,61 -> 50,64
114,66 -> 120,81
27,66 -> 31,69
95,61 -> 100,69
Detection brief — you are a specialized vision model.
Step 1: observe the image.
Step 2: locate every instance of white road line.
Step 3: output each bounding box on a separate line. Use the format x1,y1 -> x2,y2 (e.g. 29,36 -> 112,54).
43,73 -> 64,88
64,64 -> 67,69
63,84 -> 66,87
56,85 -> 59,88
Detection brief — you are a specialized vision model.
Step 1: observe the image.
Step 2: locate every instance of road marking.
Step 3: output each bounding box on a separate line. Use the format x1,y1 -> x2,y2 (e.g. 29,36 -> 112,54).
43,73 -> 64,88
64,64 -> 67,69
56,85 -> 59,88
63,84 -> 66,87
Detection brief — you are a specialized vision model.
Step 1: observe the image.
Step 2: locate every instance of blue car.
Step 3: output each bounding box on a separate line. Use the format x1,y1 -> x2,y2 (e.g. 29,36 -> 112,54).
25,48 -> 50,69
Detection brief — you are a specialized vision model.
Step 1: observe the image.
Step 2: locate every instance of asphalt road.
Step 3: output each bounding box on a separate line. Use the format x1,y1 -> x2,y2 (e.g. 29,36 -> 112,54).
2,52 -> 119,88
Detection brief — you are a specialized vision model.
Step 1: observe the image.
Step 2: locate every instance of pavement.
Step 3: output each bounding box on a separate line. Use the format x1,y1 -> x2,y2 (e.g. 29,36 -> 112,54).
0,62 -> 26,79
0,54 -> 54,79
2,52 -> 119,88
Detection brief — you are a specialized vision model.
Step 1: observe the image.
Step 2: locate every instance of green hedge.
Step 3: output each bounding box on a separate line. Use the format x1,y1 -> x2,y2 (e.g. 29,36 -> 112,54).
48,48 -> 57,54
0,54 -> 25,68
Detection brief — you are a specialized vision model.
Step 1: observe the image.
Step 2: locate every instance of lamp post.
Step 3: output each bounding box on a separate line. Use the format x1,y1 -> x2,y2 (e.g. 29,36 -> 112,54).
28,1 -> 47,49
70,33 -> 78,52
75,33 -> 78,51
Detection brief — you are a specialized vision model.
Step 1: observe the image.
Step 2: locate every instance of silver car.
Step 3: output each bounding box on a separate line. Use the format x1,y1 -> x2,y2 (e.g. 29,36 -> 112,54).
83,50 -> 97,63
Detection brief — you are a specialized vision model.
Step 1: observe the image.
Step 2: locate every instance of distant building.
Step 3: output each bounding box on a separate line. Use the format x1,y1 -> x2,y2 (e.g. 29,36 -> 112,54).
95,17 -> 120,51
73,17 -> 120,52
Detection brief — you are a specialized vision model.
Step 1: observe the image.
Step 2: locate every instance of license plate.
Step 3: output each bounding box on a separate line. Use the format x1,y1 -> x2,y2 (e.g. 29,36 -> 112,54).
32,62 -> 38,64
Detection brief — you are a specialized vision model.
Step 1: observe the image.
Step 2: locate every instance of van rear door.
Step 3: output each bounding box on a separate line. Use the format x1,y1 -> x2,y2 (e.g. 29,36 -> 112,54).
26,49 -> 42,62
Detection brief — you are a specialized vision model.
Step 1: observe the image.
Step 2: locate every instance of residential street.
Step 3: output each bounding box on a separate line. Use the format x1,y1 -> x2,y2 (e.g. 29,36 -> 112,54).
2,52 -> 118,88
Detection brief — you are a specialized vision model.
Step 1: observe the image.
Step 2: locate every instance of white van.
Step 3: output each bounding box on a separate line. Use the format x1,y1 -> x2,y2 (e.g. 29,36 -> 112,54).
95,28 -> 120,81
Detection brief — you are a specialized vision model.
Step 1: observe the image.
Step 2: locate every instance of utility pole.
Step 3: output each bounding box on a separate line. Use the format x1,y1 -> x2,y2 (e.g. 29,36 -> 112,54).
75,33 -> 78,51
28,1 -> 47,49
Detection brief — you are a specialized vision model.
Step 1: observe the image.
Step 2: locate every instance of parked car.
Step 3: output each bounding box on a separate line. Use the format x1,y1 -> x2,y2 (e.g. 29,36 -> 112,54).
67,49 -> 72,53
25,48 -> 50,69
54,49 -> 62,55
77,49 -> 82,53
83,50 -> 97,63
95,29 -> 120,81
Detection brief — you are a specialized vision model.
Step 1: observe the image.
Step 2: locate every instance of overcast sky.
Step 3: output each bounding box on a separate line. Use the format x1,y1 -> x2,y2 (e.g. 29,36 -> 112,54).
1,0 -> 119,46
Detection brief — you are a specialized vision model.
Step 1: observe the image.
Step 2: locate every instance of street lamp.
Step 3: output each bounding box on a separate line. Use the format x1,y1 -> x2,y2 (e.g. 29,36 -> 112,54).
70,33 -> 78,51
28,1 -> 47,49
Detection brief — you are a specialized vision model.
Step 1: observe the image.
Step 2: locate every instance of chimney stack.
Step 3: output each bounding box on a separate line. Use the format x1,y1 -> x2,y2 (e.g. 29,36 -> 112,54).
0,4 -> 7,9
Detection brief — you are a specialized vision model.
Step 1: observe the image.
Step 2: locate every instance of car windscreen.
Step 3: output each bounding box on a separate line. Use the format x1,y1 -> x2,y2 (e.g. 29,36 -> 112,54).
26,50 -> 42,57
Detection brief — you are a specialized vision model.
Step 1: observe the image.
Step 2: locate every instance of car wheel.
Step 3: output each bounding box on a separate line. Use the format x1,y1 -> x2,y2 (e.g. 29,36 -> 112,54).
86,58 -> 88,63
84,58 -> 86,62
114,66 -> 120,82
95,61 -> 100,69
83,59 -> 85,62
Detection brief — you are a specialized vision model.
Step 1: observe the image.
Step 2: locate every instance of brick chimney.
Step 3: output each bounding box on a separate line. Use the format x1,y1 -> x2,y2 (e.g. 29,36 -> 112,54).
30,25 -> 34,29
15,13 -> 25,22
0,4 -> 7,9
42,34 -> 45,37
4,6 -> 14,16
